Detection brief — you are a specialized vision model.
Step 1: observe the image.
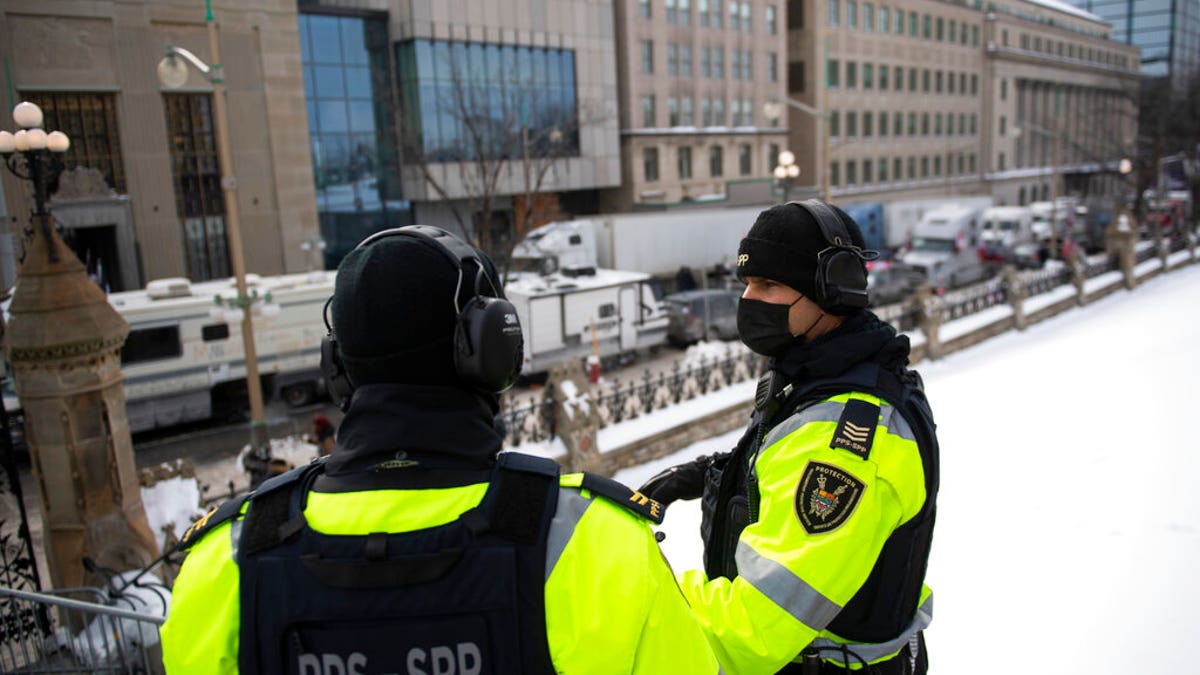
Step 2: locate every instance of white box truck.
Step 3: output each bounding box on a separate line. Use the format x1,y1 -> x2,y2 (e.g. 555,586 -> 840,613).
897,205 -> 991,291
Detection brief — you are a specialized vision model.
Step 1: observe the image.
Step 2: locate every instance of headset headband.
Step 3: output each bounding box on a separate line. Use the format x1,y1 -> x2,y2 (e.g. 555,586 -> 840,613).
787,199 -> 857,250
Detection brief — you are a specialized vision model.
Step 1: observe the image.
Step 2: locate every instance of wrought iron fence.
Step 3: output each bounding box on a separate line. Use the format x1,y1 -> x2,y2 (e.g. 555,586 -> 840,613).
874,300 -> 921,333
1023,264 -> 1073,298
1134,241 -> 1157,264
938,276 -> 1008,322
1083,252 -> 1117,279
498,344 -> 761,448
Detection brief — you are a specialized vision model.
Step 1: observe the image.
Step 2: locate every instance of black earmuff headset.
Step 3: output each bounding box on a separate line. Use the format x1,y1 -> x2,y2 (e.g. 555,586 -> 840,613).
787,199 -> 879,315
320,225 -> 524,409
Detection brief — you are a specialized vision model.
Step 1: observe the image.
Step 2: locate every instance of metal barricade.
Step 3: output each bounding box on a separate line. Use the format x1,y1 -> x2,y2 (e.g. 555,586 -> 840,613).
0,585 -> 166,674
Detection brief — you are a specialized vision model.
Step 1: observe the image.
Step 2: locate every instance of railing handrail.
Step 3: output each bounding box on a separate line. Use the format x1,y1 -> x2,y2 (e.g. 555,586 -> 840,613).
0,585 -> 166,626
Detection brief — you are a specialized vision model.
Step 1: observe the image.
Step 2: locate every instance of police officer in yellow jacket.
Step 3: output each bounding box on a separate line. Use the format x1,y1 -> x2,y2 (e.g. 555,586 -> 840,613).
641,201 -> 939,674
161,226 -> 719,675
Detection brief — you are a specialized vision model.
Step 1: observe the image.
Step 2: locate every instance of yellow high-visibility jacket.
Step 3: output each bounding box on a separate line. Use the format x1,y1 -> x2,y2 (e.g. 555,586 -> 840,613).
681,390 -> 934,674
161,470 -> 719,674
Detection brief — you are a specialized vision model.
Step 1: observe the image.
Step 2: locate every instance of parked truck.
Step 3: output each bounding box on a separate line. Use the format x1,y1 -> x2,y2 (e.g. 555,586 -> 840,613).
841,196 -> 995,258
504,268 -> 669,375
511,206 -> 765,282
979,205 -> 1035,265
897,204 -> 991,291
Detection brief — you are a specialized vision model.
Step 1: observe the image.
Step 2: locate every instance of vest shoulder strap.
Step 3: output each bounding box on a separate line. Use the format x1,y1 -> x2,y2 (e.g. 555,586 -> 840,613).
179,493 -> 250,550
240,459 -> 328,560
579,473 -> 666,525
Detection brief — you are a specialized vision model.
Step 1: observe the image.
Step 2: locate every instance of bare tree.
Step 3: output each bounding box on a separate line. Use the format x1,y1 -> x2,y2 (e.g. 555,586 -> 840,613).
396,41 -> 598,271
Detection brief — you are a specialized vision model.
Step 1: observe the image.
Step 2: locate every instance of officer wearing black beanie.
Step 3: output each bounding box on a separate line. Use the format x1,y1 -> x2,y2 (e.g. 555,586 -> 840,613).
641,201 -> 941,675
162,227 -> 721,674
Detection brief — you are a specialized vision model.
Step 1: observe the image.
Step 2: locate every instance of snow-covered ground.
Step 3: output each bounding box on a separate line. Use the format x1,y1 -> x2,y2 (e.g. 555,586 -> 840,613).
616,262 -> 1200,674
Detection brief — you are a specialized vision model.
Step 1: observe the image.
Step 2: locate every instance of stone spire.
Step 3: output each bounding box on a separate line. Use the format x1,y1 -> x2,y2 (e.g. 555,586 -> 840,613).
4,218 -> 158,590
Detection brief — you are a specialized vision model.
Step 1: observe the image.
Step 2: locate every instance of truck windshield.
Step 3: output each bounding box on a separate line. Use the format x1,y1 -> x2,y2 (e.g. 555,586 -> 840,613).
984,220 -> 1018,231
910,237 -> 956,253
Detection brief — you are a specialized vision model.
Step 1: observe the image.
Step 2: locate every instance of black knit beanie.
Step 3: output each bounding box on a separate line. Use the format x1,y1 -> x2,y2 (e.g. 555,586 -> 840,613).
331,232 -> 498,387
736,201 -> 867,301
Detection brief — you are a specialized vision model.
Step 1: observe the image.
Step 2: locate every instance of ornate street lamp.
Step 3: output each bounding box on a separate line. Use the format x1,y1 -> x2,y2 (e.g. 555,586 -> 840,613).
157,0 -> 274,486
0,102 -> 72,262
773,150 -> 801,203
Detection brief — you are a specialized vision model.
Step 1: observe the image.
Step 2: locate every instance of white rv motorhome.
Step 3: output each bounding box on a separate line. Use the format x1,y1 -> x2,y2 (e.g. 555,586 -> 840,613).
504,268 -> 668,375
4,271 -> 334,435
897,205 -> 990,290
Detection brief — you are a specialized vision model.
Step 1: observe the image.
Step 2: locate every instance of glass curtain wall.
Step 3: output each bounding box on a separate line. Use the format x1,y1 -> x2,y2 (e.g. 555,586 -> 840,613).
395,39 -> 580,162
299,12 -> 409,268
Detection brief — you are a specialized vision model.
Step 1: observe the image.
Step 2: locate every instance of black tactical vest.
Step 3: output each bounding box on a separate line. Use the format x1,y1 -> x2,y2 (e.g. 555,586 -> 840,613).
701,360 -> 940,645
233,452 -> 561,675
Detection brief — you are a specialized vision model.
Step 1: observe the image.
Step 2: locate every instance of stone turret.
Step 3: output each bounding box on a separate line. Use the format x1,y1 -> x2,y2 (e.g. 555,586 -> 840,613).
4,221 -> 158,590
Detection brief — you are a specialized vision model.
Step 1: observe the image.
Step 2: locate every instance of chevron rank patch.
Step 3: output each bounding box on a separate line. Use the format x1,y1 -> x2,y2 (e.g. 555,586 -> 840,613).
795,461 -> 865,535
829,398 -> 879,460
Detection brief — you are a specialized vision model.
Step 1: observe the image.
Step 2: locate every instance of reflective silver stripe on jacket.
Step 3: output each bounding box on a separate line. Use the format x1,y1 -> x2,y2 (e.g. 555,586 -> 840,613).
760,397 -> 918,452
734,540 -> 843,629
545,487 -> 592,580
808,593 -> 934,665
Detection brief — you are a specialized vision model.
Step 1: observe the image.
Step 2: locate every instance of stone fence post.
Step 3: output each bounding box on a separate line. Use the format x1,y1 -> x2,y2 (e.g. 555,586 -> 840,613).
915,284 -> 943,360
1066,247 -> 1087,306
1003,265 -> 1027,330
1105,210 -> 1137,290
547,360 -> 602,473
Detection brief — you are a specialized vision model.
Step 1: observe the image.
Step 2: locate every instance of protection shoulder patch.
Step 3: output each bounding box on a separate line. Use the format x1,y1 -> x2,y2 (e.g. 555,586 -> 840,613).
795,461 -> 865,535
179,494 -> 249,550
829,398 -> 880,460
579,473 -> 665,525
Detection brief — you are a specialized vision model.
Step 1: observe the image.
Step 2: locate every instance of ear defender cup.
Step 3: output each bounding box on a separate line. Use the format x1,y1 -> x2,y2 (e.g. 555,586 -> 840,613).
453,264 -> 524,393
787,199 -> 877,315
320,333 -> 355,411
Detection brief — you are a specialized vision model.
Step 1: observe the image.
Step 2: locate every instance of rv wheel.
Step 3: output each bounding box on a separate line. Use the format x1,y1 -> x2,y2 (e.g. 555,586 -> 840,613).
282,382 -> 316,407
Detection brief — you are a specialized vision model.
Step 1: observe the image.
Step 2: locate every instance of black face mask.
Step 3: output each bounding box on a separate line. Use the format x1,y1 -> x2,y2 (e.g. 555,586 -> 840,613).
737,296 -> 803,357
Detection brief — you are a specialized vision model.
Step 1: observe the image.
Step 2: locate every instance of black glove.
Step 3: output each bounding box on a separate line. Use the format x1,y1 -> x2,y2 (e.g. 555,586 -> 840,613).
638,452 -> 724,506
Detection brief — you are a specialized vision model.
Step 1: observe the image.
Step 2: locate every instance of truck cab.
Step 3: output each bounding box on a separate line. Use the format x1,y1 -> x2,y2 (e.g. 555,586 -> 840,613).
897,205 -> 988,291
980,205 -> 1034,264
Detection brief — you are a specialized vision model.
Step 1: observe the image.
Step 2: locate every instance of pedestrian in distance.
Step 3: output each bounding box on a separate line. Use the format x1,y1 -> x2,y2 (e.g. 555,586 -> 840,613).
641,200 -> 940,674
161,225 -> 719,674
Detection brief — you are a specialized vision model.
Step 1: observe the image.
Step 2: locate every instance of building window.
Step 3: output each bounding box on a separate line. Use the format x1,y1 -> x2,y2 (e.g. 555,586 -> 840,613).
28,91 -> 126,193
669,97 -> 680,126
922,69 -> 930,92
702,98 -> 712,126
681,46 -> 693,77
846,61 -> 858,88
789,0 -> 805,29
710,145 -> 724,177
679,146 -> 693,179
999,115 -> 1006,136
743,50 -> 753,80
933,156 -> 941,176
163,93 -> 229,281
863,111 -> 873,137
879,111 -> 888,136
769,143 -> 780,170
971,25 -> 979,46
827,59 -> 840,87
640,0 -> 652,18
828,0 -> 839,26
894,67 -> 903,91
700,0 -> 710,26
846,159 -> 857,185
669,44 -> 680,76
893,112 -> 902,136
864,3 -> 874,31
712,0 -> 724,28
879,65 -> 888,90
863,159 -> 872,183
644,147 -> 660,182
846,111 -> 858,137
642,40 -> 655,74
767,5 -> 778,34
920,156 -> 928,177
789,60 -> 807,93
894,8 -> 904,35
936,17 -> 943,41
959,73 -> 966,95
949,20 -> 956,43
894,157 -> 902,180
714,47 -> 725,78
1001,78 -> 1008,100
667,0 -> 678,23
680,0 -> 692,25
643,95 -> 656,127
769,52 -> 779,82
829,111 -> 841,137
830,161 -> 840,187
998,152 -> 1005,171
907,112 -> 916,135
971,74 -> 978,95
935,71 -> 943,93
682,97 -> 694,125
740,2 -> 751,31
922,14 -> 931,39
713,98 -> 725,126
909,67 -> 918,92
934,113 -> 942,136
847,0 -> 858,29
921,113 -> 929,136
948,71 -> 956,94
731,50 -> 742,80
863,63 -> 874,89
907,156 -> 915,179
739,144 -> 752,175
878,157 -> 888,182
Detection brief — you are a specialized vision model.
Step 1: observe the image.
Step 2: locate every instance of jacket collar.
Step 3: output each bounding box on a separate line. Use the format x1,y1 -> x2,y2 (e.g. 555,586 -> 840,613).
324,384 -> 503,477
773,310 -> 911,381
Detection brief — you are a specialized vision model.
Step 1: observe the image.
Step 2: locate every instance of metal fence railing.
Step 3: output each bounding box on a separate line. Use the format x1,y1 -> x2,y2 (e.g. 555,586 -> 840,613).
1,583 -> 167,674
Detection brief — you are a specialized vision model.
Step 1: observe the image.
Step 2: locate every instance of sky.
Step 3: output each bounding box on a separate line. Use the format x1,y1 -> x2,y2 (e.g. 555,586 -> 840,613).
614,258 -> 1200,674
141,255 -> 1200,673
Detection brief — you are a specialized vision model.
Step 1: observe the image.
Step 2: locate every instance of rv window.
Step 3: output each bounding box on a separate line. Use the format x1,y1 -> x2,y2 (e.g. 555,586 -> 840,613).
568,234 -> 583,245
202,323 -> 231,342
122,325 -> 183,365
598,303 -> 616,318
